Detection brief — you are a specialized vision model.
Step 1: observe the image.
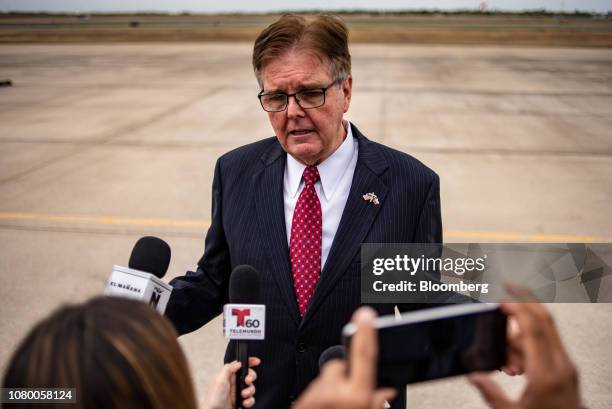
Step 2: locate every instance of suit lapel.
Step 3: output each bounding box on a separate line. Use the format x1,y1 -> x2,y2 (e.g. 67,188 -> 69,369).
253,141 -> 301,326
301,125 -> 389,326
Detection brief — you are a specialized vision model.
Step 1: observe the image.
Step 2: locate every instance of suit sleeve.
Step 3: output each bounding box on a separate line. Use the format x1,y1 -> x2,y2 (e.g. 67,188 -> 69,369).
413,172 -> 442,244
397,173 -> 445,312
165,159 -> 232,335
401,173 -> 474,307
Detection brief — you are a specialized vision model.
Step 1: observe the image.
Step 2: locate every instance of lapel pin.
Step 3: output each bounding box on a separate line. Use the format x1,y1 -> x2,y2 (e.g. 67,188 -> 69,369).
362,192 -> 379,205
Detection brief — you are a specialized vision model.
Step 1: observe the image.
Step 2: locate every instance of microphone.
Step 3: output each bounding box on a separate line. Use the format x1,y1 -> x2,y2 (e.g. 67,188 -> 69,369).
128,236 -> 171,279
318,345 -> 346,370
223,265 -> 265,409
104,236 -> 173,313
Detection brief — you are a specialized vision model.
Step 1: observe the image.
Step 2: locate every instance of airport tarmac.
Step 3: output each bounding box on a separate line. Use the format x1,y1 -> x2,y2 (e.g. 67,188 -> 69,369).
0,43 -> 611,408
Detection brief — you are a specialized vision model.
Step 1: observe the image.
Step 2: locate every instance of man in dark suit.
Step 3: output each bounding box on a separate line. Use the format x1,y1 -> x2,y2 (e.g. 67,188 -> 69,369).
165,14 -> 441,409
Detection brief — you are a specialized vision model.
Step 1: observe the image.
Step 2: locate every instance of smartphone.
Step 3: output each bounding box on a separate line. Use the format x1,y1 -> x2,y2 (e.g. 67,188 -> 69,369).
342,303 -> 507,387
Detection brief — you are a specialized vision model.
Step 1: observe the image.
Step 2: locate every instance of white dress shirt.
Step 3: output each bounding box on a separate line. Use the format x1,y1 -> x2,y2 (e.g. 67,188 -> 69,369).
284,120 -> 359,270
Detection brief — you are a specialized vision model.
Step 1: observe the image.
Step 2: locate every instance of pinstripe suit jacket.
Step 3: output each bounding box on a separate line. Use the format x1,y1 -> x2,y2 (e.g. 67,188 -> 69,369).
166,123 -> 442,409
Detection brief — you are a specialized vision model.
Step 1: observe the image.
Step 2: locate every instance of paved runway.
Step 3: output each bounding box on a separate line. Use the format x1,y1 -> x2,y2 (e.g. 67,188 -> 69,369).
0,43 -> 611,408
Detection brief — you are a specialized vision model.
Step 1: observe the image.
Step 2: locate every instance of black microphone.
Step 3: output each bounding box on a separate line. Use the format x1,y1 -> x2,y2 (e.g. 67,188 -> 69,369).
224,265 -> 265,409
228,265 -> 260,304
105,236 -> 173,313
318,345 -> 347,370
128,236 -> 171,279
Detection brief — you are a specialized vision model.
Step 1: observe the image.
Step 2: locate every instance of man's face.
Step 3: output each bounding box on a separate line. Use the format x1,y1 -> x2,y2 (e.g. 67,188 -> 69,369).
260,49 -> 352,166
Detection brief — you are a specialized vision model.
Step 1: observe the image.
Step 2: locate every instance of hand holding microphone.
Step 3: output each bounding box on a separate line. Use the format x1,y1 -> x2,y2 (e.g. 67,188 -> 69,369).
204,357 -> 261,409
223,265 -> 265,409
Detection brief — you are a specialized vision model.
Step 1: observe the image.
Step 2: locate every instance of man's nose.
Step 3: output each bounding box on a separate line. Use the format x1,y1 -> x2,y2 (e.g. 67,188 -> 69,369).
286,95 -> 305,118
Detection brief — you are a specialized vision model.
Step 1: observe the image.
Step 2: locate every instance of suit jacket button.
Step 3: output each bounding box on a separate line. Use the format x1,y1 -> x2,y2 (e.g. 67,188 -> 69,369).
297,342 -> 306,353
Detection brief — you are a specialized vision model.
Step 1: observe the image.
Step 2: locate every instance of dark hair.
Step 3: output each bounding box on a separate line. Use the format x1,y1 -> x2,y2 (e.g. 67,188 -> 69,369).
2,297 -> 198,409
252,14 -> 351,88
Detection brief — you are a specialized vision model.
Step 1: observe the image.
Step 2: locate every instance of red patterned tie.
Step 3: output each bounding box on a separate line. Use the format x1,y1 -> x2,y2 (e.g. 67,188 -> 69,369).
290,166 -> 322,316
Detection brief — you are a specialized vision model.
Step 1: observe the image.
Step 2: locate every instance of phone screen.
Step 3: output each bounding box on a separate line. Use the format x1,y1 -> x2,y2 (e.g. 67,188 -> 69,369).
343,304 -> 507,387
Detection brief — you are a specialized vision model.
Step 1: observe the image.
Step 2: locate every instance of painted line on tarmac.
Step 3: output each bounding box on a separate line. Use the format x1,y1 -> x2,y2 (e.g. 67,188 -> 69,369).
444,230 -> 612,243
0,212 -> 207,229
0,212 -> 610,243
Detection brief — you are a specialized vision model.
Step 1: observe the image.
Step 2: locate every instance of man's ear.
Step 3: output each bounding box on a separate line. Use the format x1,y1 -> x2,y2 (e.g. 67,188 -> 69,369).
342,75 -> 353,113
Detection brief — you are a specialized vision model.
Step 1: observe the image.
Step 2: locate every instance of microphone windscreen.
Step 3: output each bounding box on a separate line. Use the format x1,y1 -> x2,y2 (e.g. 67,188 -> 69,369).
318,345 -> 346,369
229,265 -> 260,304
128,236 -> 171,279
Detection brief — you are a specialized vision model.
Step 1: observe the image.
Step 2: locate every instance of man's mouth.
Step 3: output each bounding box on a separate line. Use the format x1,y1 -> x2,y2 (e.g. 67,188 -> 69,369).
289,129 -> 314,136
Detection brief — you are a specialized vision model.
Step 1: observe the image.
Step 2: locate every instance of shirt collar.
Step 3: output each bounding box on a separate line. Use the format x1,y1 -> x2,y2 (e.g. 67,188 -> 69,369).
286,120 -> 355,201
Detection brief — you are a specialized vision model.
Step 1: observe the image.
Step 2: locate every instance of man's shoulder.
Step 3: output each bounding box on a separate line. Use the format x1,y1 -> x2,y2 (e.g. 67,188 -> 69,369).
215,137 -> 283,180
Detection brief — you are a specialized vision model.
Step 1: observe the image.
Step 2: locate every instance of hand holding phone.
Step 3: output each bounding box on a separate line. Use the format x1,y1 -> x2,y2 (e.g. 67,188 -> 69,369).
342,303 -> 507,387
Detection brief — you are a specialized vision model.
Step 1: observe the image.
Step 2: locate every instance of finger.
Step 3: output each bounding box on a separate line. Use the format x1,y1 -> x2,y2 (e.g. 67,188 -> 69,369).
523,302 -> 563,349
504,318 -> 525,376
245,368 -> 258,384
248,357 -> 261,367
507,316 -> 521,342
500,365 -> 522,376
500,366 -> 515,376
514,304 -> 559,372
372,388 -> 397,409
228,364 -> 237,407
500,301 -> 523,318
321,359 -> 346,378
349,306 -> 378,390
221,361 -> 242,378
501,300 -> 557,374
468,373 -> 512,409
504,283 -> 539,302
241,384 -> 256,398
521,302 -> 570,375
242,397 -> 255,408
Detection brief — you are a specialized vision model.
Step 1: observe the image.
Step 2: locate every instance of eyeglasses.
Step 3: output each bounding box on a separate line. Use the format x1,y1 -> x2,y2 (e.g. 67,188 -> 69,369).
257,81 -> 337,112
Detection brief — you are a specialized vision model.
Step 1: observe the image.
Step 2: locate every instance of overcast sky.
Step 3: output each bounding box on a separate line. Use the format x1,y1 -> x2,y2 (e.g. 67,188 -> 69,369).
1,0 -> 610,13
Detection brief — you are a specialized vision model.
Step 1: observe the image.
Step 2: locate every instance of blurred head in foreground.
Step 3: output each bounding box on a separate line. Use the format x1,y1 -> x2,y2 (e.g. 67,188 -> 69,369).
3,297 -> 198,409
